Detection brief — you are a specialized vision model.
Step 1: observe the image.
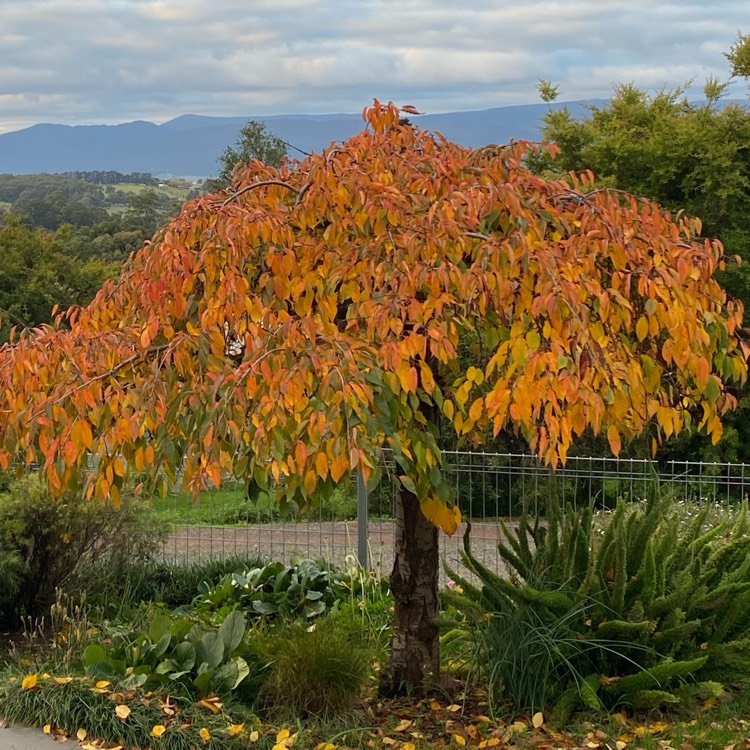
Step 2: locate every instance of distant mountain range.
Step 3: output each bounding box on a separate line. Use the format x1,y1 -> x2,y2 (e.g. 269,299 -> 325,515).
0,101 -> 603,177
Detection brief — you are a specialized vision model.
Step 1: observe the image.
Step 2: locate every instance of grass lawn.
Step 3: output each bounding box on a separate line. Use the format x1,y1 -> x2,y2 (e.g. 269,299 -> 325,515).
151,482 -> 359,525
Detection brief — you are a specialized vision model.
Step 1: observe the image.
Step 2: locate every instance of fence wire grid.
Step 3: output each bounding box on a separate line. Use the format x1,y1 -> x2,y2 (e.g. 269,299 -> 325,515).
158,452 -> 750,576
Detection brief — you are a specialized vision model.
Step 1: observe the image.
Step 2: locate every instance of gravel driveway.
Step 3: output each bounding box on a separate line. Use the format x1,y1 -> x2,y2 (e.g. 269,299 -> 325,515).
163,519 -> 509,580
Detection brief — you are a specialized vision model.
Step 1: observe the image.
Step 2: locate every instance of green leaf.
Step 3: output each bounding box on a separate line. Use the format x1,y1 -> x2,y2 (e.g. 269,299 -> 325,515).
148,614 -> 172,643
399,475 -> 417,494
218,610 -> 246,655
83,644 -> 107,668
196,632 -> 224,668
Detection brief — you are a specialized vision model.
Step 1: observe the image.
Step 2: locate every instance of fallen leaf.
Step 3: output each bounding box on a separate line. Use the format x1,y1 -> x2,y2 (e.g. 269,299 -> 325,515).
197,698 -> 222,714
200,727 -> 211,741
650,722 -> 670,733
454,735 -> 466,746
532,712 -> 544,729
151,724 -> 167,738
447,704 -> 462,713
77,728 -> 87,741
43,724 -> 51,734
21,674 -> 38,691
382,738 -> 396,746
395,720 -> 413,732
115,705 -> 131,720
95,680 -> 111,689
228,724 -> 245,736
53,677 -> 74,685
403,743 -> 416,750
249,730 -> 260,742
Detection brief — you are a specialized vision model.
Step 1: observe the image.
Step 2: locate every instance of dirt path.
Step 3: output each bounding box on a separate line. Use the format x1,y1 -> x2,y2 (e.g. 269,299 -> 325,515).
163,519 -> 508,579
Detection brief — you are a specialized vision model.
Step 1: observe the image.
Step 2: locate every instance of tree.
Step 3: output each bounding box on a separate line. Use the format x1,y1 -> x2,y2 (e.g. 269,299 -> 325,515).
531,46 -> 750,462
0,102 -> 745,694
726,31 -> 750,80
209,120 -> 287,189
0,215 -> 117,342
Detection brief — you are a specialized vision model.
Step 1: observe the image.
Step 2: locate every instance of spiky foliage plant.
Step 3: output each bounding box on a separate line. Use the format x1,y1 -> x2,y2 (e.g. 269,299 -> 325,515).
445,478 -> 750,719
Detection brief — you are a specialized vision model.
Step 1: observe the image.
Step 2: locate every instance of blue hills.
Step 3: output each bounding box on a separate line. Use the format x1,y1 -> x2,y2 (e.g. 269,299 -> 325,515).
0,101 -> 602,178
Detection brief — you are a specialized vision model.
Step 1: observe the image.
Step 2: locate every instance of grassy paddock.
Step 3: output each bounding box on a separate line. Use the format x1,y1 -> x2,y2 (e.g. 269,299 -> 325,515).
151,484 -> 358,525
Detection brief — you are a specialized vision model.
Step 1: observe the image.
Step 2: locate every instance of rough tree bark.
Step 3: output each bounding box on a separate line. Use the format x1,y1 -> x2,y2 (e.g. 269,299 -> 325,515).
379,485 -> 440,696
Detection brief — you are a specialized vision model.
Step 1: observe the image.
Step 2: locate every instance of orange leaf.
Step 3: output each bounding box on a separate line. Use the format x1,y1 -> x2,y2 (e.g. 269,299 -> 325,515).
607,425 -> 621,456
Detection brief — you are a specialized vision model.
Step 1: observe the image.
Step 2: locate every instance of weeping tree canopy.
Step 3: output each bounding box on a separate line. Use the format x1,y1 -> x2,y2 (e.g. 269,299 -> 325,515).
0,100 -> 745,518
0,100 -> 746,691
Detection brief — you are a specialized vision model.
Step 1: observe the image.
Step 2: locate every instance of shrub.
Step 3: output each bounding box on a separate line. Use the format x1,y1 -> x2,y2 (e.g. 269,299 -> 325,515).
446,479 -> 750,719
83,609 -> 252,699
258,618 -> 372,720
0,475 -> 167,629
193,557 -> 387,624
82,554 -> 266,611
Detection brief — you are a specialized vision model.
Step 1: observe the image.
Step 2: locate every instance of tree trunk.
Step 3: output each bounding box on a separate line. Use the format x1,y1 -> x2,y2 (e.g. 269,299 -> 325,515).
379,485 -> 440,696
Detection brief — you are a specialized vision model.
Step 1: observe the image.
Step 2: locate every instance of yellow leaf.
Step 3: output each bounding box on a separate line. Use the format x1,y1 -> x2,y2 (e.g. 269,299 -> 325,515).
21,674 -> 38,690
197,698 -> 223,714
532,711 -> 544,728
447,704 -> 461,712
53,676 -> 74,684
403,743 -> 416,750
95,680 -> 111,689
276,728 -> 291,743
115,704 -> 131,720
419,362 -> 436,394
649,721 -> 669,732
454,735 -> 466,746
249,730 -> 260,742
636,315 -> 649,341
77,728 -> 87,741
420,496 -> 461,536
151,724 -> 167,737
200,727 -> 211,741
43,724 -> 51,734
394,719 -> 413,732
228,724 -> 245,736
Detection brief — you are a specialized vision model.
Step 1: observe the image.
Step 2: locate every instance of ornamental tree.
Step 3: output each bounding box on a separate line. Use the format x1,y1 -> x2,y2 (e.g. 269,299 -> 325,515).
0,102 -> 745,694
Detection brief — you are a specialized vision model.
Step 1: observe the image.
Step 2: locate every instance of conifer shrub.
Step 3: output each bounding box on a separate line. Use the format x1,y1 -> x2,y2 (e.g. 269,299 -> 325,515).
445,479 -> 750,720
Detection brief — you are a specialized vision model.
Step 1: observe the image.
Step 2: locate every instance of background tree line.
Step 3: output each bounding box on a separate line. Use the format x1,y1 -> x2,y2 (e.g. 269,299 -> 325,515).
529,32 -> 750,464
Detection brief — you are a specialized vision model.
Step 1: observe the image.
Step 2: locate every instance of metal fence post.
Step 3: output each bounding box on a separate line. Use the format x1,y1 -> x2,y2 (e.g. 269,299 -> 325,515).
357,469 -> 369,568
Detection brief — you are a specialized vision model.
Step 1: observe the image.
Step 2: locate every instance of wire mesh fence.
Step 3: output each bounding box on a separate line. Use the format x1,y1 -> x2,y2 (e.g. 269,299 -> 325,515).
157,452 -> 750,575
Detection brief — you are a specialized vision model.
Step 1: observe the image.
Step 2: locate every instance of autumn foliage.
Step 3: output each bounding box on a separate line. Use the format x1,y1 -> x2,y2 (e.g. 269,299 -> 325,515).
0,101 -> 745,537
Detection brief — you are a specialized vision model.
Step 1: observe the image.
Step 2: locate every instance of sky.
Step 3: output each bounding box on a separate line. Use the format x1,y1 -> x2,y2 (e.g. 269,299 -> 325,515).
0,0 -> 747,134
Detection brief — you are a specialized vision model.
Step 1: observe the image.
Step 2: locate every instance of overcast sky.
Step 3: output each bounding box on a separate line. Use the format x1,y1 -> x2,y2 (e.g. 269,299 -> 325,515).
0,0 -> 747,133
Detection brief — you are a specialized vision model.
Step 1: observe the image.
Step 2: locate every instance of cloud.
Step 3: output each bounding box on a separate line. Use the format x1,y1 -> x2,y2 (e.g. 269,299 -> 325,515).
0,0 -> 746,132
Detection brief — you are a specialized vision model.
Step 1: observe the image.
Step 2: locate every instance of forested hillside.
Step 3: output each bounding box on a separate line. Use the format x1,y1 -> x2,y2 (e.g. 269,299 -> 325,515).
0,171 -> 198,342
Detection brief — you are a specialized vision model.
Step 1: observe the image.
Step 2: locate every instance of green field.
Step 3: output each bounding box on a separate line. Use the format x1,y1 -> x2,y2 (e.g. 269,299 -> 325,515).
151,482 -> 359,525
